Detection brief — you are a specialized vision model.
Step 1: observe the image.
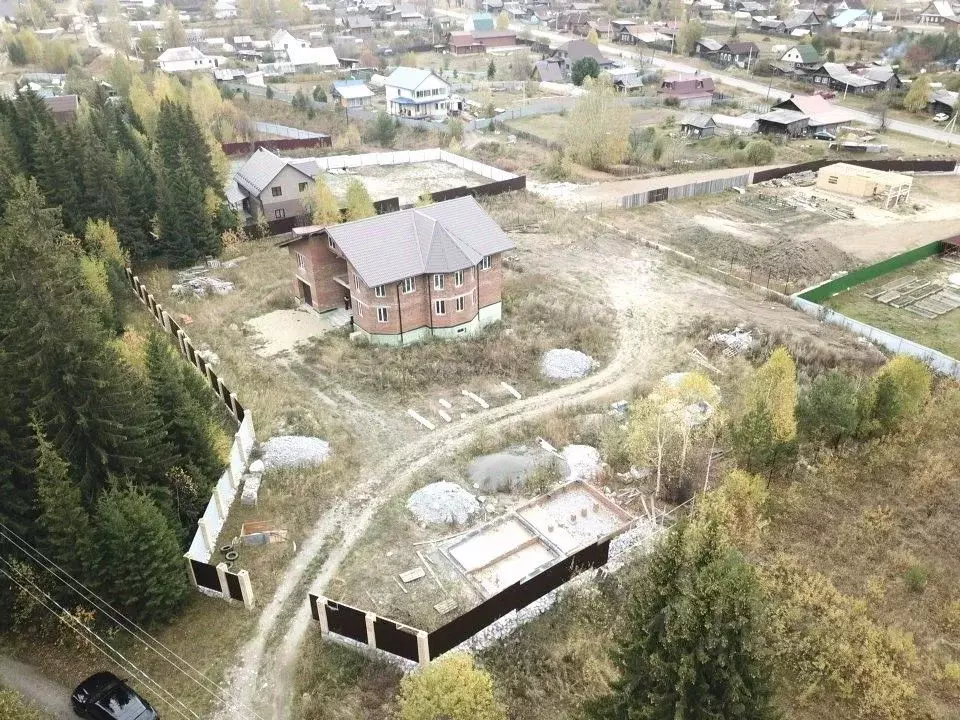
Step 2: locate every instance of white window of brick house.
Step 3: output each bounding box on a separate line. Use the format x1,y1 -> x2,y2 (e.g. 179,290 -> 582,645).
354,275 -> 361,291
296,252 -> 306,270
435,299 -> 446,315
454,270 -> 464,286
298,182 -> 308,193
271,186 -> 282,197
479,255 -> 491,270
357,304 -> 363,318
434,274 -> 444,290
455,296 -> 464,312
374,285 -> 385,298
328,236 -> 336,250
274,208 -> 285,218
402,277 -> 415,293
377,306 -> 388,323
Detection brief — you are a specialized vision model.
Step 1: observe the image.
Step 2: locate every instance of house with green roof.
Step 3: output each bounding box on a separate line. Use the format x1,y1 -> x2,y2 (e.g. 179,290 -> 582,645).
467,12 -> 495,31
779,44 -> 821,68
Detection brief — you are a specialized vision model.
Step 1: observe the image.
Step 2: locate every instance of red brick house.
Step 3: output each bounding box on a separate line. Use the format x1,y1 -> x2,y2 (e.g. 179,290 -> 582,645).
280,197 -> 515,345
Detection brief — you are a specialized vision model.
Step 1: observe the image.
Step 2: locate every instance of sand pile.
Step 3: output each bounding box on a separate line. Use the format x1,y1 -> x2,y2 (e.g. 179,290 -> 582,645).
407,482 -> 480,526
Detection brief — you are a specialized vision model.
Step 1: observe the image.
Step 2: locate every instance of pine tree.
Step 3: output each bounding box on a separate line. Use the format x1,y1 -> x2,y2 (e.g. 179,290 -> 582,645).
587,520 -> 775,720
145,332 -> 222,482
33,420 -> 94,580
94,485 -> 189,626
0,178 -> 170,503
345,179 -> 376,221
156,152 -> 217,266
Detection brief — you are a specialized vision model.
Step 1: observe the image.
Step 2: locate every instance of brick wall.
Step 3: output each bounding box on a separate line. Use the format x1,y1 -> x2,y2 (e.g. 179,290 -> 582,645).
288,235 -> 346,311
477,253 -> 504,309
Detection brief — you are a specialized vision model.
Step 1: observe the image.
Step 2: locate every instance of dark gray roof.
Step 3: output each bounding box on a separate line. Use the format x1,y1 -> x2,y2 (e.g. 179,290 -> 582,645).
322,196 -> 514,286
43,94 -> 79,113
681,113 -> 716,128
560,39 -> 607,65
235,148 -> 311,196
534,59 -> 564,82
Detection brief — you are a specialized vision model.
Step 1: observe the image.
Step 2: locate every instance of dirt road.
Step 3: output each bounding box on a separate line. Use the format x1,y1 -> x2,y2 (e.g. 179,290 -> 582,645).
0,654 -> 74,719
211,211 -> 837,719
434,7 -> 960,146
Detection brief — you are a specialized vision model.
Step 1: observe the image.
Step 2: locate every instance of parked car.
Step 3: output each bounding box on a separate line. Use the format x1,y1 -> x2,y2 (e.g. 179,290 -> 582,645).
933,112 -> 950,123
72,672 -> 159,720
813,129 -> 837,141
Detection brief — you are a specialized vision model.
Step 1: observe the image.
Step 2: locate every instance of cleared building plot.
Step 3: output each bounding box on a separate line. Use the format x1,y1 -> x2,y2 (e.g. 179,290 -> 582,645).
322,161 -> 489,206
815,163 -> 913,208
444,480 -> 632,599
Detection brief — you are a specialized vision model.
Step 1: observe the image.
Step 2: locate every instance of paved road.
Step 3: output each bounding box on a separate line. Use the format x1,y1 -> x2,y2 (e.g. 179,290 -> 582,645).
435,8 -> 960,145
0,655 -> 74,719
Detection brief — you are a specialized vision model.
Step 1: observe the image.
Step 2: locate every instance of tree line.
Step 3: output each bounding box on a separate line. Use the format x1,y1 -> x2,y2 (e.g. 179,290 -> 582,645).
0,92 -> 232,630
0,85 -> 234,269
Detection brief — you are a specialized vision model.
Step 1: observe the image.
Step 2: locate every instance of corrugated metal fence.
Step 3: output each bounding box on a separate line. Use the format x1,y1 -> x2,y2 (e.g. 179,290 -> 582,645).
620,172 -> 751,208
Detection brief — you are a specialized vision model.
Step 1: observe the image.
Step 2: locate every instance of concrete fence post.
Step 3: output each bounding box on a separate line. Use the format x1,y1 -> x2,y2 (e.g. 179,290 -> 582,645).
225,461 -> 238,491
212,484 -> 226,519
215,562 -> 230,597
234,431 -> 247,464
365,612 -> 377,649
316,596 -> 329,635
184,554 -> 198,588
229,392 -> 240,420
238,570 -> 255,609
197,518 -> 213,556
416,630 -> 430,667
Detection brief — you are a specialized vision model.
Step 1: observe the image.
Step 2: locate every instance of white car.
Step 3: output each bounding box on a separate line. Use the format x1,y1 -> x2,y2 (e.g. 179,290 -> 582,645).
933,113 -> 950,123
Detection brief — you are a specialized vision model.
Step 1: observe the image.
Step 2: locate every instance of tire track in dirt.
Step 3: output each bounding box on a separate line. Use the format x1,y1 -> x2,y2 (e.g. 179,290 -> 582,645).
213,312 -> 656,720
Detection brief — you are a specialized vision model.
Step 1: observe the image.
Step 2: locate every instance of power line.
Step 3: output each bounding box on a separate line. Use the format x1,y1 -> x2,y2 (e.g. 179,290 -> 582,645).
0,522 -> 266,720
0,555 -> 201,720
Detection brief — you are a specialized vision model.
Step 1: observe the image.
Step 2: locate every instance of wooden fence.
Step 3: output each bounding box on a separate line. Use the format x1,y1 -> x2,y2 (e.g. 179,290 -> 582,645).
620,172 -> 751,209
125,268 -> 257,609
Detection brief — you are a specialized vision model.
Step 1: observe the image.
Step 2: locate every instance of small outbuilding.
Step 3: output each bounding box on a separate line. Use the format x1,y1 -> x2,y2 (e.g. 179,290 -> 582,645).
331,80 -> 374,108
816,163 -> 912,207
756,109 -> 809,137
680,113 -> 718,137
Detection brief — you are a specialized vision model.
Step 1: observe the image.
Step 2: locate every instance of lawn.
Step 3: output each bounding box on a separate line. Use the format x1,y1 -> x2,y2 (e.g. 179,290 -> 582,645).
823,257 -> 960,360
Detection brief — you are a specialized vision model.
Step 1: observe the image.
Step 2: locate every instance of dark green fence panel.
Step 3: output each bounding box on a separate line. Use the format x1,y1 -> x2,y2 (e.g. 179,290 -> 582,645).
798,241 -> 945,303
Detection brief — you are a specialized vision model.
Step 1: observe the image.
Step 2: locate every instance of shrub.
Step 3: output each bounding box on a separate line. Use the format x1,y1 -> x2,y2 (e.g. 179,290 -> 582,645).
745,139 -> 775,164
904,564 -> 929,593
396,654 -> 506,720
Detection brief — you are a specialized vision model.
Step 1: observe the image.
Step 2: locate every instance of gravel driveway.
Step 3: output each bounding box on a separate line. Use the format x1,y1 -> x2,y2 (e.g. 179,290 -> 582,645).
0,655 -> 74,719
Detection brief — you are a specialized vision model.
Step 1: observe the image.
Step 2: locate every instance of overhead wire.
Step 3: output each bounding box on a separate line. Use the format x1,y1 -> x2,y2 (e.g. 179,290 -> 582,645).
0,555 -> 201,720
0,521 -> 267,719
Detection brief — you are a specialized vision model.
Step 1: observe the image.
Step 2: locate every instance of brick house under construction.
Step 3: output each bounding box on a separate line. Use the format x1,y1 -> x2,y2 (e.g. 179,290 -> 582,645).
280,196 -> 515,345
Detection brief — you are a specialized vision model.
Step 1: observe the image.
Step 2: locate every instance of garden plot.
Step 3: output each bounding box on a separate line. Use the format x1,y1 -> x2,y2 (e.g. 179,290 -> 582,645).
321,161 -> 489,206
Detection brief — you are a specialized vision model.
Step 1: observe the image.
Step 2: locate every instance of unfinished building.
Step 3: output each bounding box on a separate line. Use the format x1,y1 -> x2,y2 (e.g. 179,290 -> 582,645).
816,163 -> 913,208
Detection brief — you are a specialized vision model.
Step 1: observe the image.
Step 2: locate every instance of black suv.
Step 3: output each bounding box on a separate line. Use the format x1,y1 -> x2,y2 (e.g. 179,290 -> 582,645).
71,672 -> 160,720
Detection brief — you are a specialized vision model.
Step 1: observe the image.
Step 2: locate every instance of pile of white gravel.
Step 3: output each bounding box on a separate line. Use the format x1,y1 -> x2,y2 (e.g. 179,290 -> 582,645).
407,481 -> 480,526
561,445 -> 602,482
172,276 -> 235,298
540,349 -> 595,380
260,436 -> 331,470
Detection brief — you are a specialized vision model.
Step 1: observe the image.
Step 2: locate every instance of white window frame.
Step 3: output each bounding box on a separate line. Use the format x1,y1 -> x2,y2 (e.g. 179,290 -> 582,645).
402,277 -> 415,293
354,275 -> 361,291
296,252 -> 306,270
357,303 -> 363,318
435,299 -> 446,315
376,306 -> 388,323
374,284 -> 385,298
455,295 -> 464,312
271,185 -> 282,197
454,269 -> 464,286
298,181 -> 308,193
433,273 -> 444,290
328,236 -> 336,249
274,208 -> 285,218
479,255 -> 491,270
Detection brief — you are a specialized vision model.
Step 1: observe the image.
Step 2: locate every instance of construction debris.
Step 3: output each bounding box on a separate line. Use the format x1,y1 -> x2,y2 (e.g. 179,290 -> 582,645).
240,471 -> 262,506
406,481 -> 481,526
561,445 -> 602,482
708,326 -> 755,356
407,409 -> 436,430
399,567 -> 426,583
500,381 -> 522,400
260,436 -> 331,470
462,390 -> 489,409
540,349 -> 595,380
171,276 -> 235,298
434,599 -> 458,615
